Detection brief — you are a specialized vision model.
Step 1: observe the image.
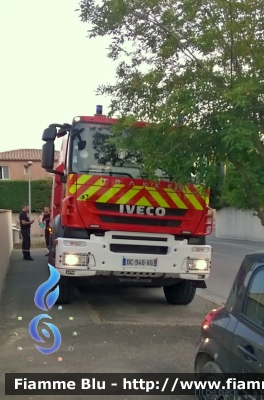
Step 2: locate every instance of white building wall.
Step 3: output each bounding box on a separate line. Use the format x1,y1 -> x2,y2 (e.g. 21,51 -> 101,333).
215,207 -> 264,242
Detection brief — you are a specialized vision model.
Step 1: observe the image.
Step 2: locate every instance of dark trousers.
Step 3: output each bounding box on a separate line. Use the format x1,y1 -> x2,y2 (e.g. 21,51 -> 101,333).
21,229 -> 31,258
45,228 -> 50,249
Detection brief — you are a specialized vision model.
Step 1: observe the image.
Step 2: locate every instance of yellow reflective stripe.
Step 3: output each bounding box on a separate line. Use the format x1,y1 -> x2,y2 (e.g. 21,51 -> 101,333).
164,189 -> 187,209
194,184 -> 205,194
68,175 -> 74,194
135,196 -> 152,206
193,185 -> 209,205
96,184 -> 125,203
76,174 -> 92,185
193,184 -> 206,201
148,189 -> 169,207
145,187 -> 156,191
115,188 -> 141,204
183,187 -> 203,210
69,185 -> 76,195
77,178 -> 106,200
69,175 -> 92,195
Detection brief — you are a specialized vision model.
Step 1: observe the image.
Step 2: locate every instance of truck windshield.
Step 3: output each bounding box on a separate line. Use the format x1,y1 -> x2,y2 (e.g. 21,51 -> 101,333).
70,122 -> 146,179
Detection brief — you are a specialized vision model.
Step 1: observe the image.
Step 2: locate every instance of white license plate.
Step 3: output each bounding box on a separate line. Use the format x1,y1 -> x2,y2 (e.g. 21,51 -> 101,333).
122,257 -> 158,267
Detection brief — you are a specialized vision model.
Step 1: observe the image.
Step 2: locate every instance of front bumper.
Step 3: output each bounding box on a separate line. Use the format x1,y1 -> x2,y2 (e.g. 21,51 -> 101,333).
54,231 -> 211,279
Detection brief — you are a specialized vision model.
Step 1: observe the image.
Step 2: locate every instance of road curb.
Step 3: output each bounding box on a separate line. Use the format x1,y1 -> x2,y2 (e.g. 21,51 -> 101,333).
196,289 -> 226,307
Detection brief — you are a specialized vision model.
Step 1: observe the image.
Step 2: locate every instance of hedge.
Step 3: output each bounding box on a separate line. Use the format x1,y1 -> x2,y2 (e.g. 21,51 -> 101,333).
0,179 -> 53,213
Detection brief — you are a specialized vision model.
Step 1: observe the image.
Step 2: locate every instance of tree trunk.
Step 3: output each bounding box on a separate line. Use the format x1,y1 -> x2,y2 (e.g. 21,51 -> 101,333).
257,208 -> 264,227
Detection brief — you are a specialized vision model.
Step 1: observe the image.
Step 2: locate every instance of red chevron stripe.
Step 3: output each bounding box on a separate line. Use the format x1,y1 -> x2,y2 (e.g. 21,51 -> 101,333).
73,175 -> 102,199
105,186 -> 130,203
70,176 -> 208,209
66,175 -> 78,195
157,189 -> 182,208
188,184 -> 206,206
86,185 -> 112,202
175,187 -> 198,209
68,174 -> 77,186
104,185 -> 140,204
126,188 -> 160,207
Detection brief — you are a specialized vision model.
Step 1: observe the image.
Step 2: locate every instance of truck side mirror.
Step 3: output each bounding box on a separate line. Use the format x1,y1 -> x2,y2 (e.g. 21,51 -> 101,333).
42,142 -> 55,170
42,126 -> 57,141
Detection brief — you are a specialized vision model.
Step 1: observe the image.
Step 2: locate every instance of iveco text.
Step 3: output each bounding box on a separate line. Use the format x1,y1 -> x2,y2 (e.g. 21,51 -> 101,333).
119,205 -> 166,216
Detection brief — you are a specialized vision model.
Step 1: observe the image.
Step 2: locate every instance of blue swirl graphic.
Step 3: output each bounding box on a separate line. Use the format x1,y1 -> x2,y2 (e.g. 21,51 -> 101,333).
34,264 -> 60,311
29,314 -> 61,355
42,329 -> 50,338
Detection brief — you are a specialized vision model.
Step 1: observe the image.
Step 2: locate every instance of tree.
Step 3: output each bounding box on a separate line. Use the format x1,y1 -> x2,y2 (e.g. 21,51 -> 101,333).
92,127 -> 143,166
77,0 -> 264,224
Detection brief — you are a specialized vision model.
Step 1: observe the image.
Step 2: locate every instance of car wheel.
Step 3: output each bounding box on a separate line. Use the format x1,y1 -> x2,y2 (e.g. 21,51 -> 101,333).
197,361 -> 239,400
163,280 -> 196,305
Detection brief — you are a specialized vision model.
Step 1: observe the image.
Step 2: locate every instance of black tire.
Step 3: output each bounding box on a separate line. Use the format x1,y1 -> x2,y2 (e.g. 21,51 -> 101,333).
55,279 -> 75,304
197,361 -> 233,400
163,280 -> 196,305
189,236 -> 206,245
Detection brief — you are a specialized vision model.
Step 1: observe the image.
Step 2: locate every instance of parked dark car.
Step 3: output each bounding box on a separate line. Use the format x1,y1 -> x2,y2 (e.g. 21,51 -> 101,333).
195,252 -> 264,399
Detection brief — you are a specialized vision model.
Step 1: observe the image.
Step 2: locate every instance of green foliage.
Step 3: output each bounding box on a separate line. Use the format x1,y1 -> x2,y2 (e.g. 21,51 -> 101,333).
0,180 -> 52,213
220,162 -> 264,210
78,0 -> 264,217
92,127 -> 142,166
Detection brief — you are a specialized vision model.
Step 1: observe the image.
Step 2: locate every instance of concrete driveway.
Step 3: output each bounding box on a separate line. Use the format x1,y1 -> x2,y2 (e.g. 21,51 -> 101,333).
0,249 -> 219,400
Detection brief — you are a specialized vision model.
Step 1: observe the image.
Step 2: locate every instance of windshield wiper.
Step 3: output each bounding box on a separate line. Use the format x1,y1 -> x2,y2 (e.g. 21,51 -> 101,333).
71,128 -> 85,137
79,169 -> 133,178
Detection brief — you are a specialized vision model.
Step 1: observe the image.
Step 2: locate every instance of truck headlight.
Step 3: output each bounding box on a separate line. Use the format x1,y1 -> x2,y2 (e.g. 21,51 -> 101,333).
62,253 -> 96,267
65,254 -> 79,266
187,259 -> 209,271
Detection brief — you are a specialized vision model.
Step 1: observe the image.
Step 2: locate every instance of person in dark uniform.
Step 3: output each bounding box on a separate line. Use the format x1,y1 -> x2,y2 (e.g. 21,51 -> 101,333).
19,204 -> 34,260
43,207 -> 50,256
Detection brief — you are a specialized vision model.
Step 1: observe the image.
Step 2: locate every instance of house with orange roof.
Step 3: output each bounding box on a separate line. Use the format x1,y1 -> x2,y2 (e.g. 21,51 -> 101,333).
0,149 -> 59,180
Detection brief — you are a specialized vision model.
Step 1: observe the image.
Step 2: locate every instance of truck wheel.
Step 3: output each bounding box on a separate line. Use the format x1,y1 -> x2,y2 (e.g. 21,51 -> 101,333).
163,280 -> 196,305
55,279 -> 75,304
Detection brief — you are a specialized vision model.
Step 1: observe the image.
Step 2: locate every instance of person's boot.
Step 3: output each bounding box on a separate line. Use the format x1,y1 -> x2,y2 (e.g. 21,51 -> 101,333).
25,252 -> 34,261
23,251 -> 26,260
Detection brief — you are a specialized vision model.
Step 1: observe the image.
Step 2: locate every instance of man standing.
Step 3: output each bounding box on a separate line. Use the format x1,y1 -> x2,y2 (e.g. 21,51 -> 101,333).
19,205 -> 34,261
43,207 -> 50,256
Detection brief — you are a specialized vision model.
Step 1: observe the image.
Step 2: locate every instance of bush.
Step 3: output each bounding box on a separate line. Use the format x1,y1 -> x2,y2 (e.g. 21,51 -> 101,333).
0,179 -> 53,212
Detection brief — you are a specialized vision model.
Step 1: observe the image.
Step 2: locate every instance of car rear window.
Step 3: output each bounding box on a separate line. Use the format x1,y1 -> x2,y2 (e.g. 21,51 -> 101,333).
243,267 -> 264,328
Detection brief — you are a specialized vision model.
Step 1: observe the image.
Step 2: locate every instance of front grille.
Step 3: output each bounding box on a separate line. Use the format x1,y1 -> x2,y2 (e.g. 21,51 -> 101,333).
100,215 -> 181,227
113,271 -> 164,277
95,203 -> 187,217
112,235 -> 167,242
110,244 -> 168,254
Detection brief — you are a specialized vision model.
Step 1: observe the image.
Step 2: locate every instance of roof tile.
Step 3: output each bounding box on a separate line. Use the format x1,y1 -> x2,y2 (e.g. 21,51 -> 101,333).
0,149 -> 59,161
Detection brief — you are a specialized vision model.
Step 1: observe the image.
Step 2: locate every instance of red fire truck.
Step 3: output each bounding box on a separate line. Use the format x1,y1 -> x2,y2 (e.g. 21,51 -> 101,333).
41,106 -> 213,304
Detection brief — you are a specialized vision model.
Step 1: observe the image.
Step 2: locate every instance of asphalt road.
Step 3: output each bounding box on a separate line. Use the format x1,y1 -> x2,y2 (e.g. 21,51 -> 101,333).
200,233 -> 264,304
0,250 -> 215,400
0,235 -> 263,400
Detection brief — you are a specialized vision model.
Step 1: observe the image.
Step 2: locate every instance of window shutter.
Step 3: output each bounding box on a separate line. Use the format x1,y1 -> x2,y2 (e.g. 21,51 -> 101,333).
2,166 -> 9,179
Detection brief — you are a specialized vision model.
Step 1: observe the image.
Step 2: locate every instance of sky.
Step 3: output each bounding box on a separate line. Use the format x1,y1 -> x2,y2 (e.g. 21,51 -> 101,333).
0,0 -> 117,152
